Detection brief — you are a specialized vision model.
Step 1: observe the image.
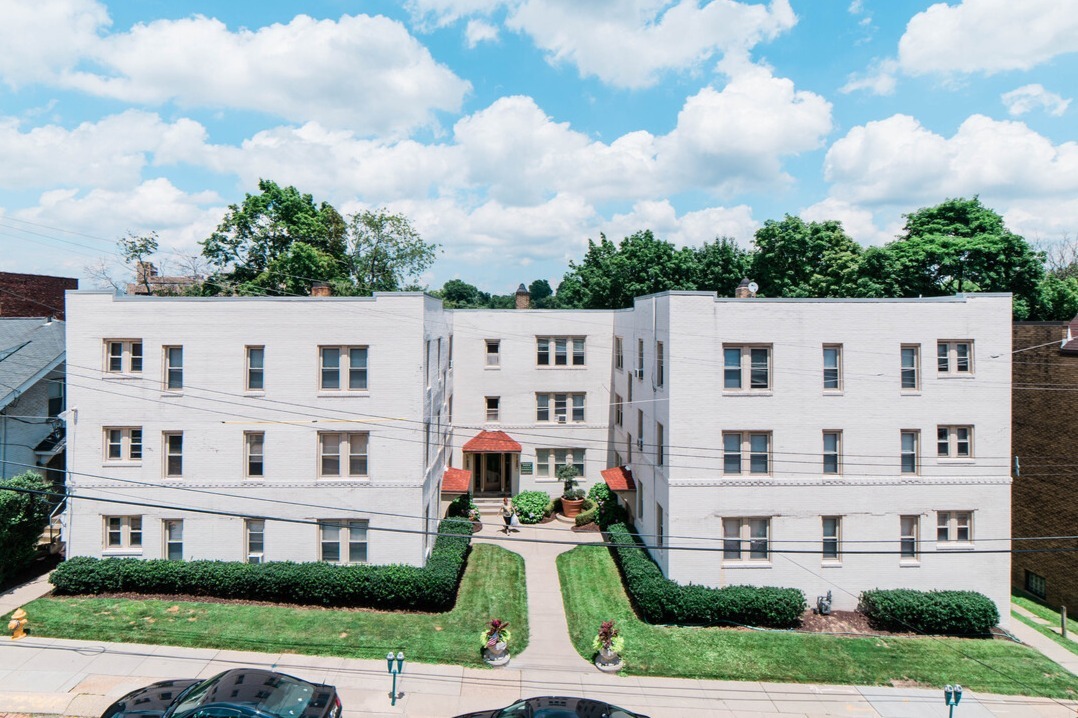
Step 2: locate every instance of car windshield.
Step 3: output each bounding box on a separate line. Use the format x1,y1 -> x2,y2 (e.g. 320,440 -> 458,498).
170,672 -> 316,718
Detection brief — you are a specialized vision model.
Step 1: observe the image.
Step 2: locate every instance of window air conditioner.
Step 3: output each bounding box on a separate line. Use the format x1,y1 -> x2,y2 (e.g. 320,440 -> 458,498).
635,369 -> 644,380
557,415 -> 567,424
448,360 -> 453,371
637,438 -> 644,450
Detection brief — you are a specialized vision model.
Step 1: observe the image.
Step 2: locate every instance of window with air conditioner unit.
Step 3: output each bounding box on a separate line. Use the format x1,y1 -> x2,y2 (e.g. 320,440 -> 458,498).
536,392 -> 585,423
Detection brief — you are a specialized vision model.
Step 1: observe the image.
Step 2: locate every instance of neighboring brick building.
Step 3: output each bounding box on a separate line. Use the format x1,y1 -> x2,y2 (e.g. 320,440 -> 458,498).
0,272 -> 78,320
1012,318 -> 1078,610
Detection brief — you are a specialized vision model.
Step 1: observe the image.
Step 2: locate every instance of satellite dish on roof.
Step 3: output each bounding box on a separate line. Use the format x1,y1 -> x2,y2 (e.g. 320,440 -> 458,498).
748,281 -> 759,294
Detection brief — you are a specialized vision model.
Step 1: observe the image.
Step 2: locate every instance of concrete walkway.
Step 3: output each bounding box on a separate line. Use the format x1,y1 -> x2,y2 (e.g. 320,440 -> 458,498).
1010,605 -> 1078,677
0,571 -> 53,616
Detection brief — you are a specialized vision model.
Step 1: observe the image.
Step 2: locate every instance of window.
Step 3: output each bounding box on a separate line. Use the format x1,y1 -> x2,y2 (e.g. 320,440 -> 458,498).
656,504 -> 664,548
656,422 -> 664,466
722,432 -> 770,474
613,394 -> 623,427
319,520 -> 368,564
485,396 -> 500,422
901,344 -> 920,390
47,379 -> 64,418
722,518 -> 770,562
164,346 -> 183,390
245,432 -> 264,478
937,511 -> 972,543
246,519 -> 265,564
105,340 -> 142,374
823,431 -> 841,474
245,346 -> 265,391
823,344 -> 842,390
485,340 -> 500,367
536,393 -> 585,423
656,341 -> 664,387
637,339 -> 644,377
900,431 -> 919,474
1025,570 -> 1047,599
938,341 -> 973,375
614,337 -> 623,371
164,432 -> 183,477
164,519 -> 183,560
104,516 -> 142,550
636,410 -> 644,451
937,426 -> 972,458
105,427 -> 142,461
723,345 -> 771,391
320,346 -> 368,391
822,517 -> 841,561
319,432 -> 369,478
900,515 -> 919,559
536,337 -> 586,366
536,449 -> 585,478
425,339 -> 431,388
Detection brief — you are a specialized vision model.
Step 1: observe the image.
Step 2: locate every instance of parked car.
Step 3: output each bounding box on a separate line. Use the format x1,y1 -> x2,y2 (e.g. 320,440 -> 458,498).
101,668 -> 341,718
453,696 -> 650,718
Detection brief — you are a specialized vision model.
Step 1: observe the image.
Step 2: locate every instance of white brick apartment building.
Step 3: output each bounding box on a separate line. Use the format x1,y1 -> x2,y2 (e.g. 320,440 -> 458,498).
63,289 -> 1012,619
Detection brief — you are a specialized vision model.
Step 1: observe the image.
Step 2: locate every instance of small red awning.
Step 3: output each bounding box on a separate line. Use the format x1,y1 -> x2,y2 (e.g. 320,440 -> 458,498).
601,466 -> 636,492
462,430 -> 522,453
442,467 -> 472,494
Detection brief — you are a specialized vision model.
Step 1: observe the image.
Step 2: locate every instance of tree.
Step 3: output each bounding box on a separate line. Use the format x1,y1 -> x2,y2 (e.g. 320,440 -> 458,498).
240,242 -> 341,297
692,237 -> 751,297
0,472 -> 52,585
1031,275 -> 1078,321
119,231 -> 160,294
346,209 -> 438,293
436,279 -> 488,308
750,216 -> 863,297
528,279 -> 555,308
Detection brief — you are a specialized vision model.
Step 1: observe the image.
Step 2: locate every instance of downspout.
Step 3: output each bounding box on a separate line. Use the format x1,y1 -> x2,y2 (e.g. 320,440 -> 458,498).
1,410 -> 6,479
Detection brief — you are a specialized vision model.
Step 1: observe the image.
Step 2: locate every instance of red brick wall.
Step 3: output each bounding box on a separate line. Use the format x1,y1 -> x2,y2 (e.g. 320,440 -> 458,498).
1012,322 -> 1078,611
0,272 -> 78,320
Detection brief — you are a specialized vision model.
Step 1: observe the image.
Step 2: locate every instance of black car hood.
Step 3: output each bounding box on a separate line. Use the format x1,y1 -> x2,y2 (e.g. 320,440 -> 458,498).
102,678 -> 202,718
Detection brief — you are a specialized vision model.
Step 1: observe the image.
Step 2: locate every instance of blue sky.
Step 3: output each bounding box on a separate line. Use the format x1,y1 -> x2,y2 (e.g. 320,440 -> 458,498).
0,0 -> 1075,293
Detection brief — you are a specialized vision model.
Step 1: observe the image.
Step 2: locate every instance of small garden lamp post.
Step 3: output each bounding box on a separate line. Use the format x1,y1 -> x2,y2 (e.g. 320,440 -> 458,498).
943,684 -> 962,717
386,651 -> 404,705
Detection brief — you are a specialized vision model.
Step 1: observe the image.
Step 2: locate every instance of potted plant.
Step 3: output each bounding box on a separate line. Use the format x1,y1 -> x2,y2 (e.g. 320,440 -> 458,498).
592,620 -> 624,671
481,618 -> 512,666
558,464 -> 586,518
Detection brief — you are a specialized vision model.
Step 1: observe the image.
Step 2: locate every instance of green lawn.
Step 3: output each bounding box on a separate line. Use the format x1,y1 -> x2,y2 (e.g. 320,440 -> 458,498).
557,545 -> 1078,699
1013,595 -> 1078,657
15,544 -> 527,667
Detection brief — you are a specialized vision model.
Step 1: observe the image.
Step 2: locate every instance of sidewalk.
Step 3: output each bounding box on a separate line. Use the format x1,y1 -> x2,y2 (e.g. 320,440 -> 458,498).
1009,605 -> 1078,677
0,570 -> 53,616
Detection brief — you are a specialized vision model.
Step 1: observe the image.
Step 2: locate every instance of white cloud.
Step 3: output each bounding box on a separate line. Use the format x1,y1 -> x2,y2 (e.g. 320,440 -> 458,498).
465,19 -> 499,46
898,0 -> 1078,76
840,58 -> 897,96
1002,84 -> 1071,117
605,200 -> 758,247
0,0 -> 108,87
800,197 -> 898,246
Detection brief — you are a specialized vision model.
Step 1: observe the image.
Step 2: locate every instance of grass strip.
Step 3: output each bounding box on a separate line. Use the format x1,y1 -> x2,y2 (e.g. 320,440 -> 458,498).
557,544 -> 1078,699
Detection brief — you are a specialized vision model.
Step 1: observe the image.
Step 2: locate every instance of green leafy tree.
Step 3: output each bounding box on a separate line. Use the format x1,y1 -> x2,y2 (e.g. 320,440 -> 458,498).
528,279 -> 555,308
119,231 -> 160,295
1031,274 -> 1078,321
346,209 -> 438,294
437,279 -> 486,308
239,242 -> 341,297
692,237 -> 751,296
751,216 -> 863,297
0,472 -> 52,585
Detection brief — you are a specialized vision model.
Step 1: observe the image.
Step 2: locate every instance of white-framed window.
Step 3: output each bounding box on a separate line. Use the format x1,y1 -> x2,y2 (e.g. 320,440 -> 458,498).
537,337 -> 585,366
246,519 -> 265,564
485,340 -> 500,367
900,430 -> 919,474
656,422 -> 664,466
937,426 -> 972,458
901,344 -> 920,390
822,516 -> 841,561
245,432 -> 264,478
164,346 -> 183,391
485,396 -> 500,422
613,393 -> 623,427
722,517 -> 770,562
164,519 -> 183,561
105,340 -> 143,374
47,378 -> 64,418
900,515 -> 920,559
636,410 -> 644,451
656,341 -> 664,388
104,515 -> 142,550
320,346 -> 368,391
937,341 -> 973,375
614,337 -> 623,371
163,432 -> 183,477
319,432 -> 369,478
425,339 -> 431,388
823,344 -> 842,391
319,520 -> 368,564
723,345 -> 771,391
246,345 -> 265,391
656,503 -> 664,548
536,448 -> 585,478
722,432 -> 771,475
636,339 -> 644,378
823,431 -> 841,475
937,511 -> 972,543
536,392 -> 585,423
104,427 -> 142,461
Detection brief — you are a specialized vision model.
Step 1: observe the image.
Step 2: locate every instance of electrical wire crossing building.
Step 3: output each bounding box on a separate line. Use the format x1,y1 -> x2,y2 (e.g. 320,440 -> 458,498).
63,288 -> 1013,619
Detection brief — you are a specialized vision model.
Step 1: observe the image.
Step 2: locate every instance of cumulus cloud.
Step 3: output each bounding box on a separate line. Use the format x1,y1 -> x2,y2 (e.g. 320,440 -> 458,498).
465,19 -> 499,46
605,200 -> 758,247
840,58 -> 897,96
1002,84 -> 1071,117
0,0 -> 108,87
800,197 -> 899,246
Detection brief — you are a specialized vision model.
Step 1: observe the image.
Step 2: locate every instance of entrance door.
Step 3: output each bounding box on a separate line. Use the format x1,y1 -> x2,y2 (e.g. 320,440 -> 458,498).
483,453 -> 503,493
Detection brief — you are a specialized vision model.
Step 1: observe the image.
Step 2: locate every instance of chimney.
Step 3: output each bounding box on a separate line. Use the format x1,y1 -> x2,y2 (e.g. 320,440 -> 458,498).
515,283 -> 531,310
734,278 -> 757,299
311,281 -> 332,297
136,262 -> 157,284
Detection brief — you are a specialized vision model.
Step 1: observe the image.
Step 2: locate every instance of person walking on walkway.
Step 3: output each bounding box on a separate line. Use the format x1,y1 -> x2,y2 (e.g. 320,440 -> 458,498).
501,497 -> 514,534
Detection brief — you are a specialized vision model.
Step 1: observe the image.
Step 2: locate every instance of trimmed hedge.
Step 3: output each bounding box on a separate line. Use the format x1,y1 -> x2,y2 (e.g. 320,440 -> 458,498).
513,490 -> 552,524
574,498 -> 599,527
51,518 -> 472,611
860,589 -> 999,635
606,522 -> 806,628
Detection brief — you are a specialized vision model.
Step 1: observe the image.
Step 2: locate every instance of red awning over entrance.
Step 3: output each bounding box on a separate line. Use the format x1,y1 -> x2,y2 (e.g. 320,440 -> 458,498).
442,467 -> 472,494
601,465 -> 636,492
462,430 -> 522,453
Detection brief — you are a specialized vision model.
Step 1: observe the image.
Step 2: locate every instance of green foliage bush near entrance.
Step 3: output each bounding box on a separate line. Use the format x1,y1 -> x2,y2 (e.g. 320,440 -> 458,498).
512,491 -> 552,524
0,472 -> 53,586
860,589 -> 999,635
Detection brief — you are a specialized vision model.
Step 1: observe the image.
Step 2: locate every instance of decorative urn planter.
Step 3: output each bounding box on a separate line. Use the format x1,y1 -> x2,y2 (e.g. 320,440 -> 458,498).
561,497 -> 585,518
594,646 -> 622,672
482,620 -> 512,667
484,640 -> 511,667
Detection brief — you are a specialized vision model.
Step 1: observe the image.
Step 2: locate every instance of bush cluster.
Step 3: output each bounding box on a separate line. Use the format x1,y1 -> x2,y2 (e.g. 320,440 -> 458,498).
513,491 -> 552,524
0,472 -> 53,586
860,589 -> 999,635
447,494 -> 480,521
574,499 -> 599,527
587,482 -> 627,528
51,518 -> 472,611
606,523 -> 806,628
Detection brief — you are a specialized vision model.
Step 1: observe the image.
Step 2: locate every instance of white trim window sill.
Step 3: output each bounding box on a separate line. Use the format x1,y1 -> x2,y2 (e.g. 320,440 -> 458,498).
900,391 -> 923,396
102,550 -> 143,557
103,462 -> 143,468
820,560 -> 843,568
160,392 -> 184,398
936,542 -> 975,551
722,391 -> 774,397
937,374 -> 976,380
316,391 -> 370,398
244,392 -> 267,398
721,562 -> 773,569
484,366 -> 501,370
101,374 -> 142,381
899,559 -> 921,567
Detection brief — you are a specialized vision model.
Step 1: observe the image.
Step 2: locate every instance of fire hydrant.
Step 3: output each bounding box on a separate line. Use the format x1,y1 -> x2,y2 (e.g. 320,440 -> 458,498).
7,608 -> 27,640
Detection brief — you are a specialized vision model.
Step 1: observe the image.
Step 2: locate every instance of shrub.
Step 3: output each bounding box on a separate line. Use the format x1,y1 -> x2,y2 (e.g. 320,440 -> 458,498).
558,465 -> 585,500
51,518 -> 472,611
513,491 -> 552,524
605,522 -> 806,629
860,589 -> 999,635
447,494 -> 480,521
574,499 -> 599,526
0,472 -> 53,585
587,482 -> 626,528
